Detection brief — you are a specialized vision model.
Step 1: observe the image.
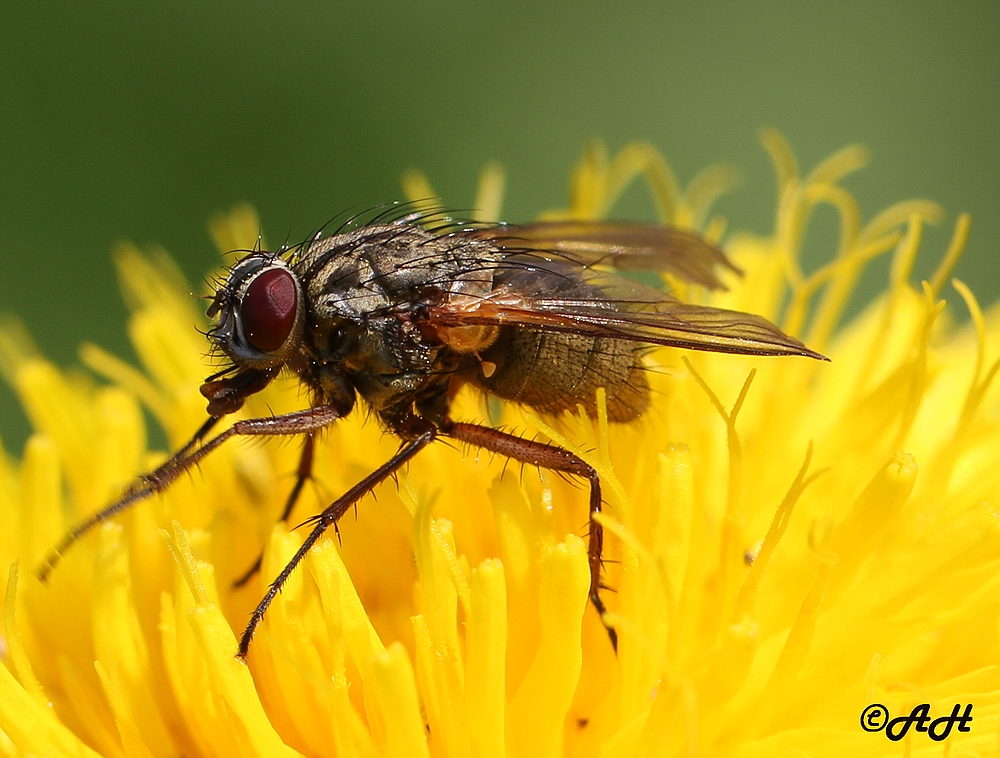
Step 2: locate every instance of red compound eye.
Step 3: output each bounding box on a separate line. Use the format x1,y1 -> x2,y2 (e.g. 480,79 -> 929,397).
240,267 -> 298,352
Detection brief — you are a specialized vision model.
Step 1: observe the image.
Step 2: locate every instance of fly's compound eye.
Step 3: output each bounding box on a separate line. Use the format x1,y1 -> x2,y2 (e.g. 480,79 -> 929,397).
240,267 -> 299,352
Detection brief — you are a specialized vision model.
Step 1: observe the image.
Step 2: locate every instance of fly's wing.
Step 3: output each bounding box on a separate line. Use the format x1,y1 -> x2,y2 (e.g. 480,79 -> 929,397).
429,254 -> 827,360
469,220 -> 741,290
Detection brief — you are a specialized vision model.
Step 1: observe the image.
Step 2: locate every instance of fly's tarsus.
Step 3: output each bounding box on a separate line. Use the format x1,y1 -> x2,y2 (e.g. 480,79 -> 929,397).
237,424 -> 436,659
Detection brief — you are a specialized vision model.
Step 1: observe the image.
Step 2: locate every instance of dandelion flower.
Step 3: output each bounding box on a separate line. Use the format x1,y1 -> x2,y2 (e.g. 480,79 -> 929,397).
0,131 -> 998,757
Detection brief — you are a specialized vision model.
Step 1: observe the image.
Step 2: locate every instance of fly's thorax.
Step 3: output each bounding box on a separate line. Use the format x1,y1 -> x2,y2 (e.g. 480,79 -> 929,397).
294,356 -> 357,416
297,305 -> 447,413
207,253 -> 305,370
284,221 -> 511,412
293,223 -> 501,322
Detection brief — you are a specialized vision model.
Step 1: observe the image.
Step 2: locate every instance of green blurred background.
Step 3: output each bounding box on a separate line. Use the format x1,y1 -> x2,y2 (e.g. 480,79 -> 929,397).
1,1 -> 997,451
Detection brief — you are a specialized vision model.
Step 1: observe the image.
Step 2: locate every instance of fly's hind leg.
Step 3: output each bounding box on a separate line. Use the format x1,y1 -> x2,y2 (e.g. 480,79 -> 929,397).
443,421 -> 617,651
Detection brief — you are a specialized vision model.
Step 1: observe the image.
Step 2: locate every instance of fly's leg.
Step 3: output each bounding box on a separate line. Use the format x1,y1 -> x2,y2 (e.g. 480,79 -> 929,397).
443,421 -> 617,651
232,434 -> 316,589
38,405 -> 344,582
238,424 -> 436,658
38,414 -> 220,581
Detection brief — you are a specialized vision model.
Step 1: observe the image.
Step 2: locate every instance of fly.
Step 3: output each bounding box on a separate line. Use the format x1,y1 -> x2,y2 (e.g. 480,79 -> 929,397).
39,209 -> 827,657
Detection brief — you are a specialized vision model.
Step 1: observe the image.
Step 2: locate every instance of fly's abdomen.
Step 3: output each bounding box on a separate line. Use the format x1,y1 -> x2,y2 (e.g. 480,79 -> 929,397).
477,328 -> 649,422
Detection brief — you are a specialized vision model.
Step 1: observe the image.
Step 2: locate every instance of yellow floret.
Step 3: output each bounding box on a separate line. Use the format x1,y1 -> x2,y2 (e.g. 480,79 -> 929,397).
0,132 -> 997,756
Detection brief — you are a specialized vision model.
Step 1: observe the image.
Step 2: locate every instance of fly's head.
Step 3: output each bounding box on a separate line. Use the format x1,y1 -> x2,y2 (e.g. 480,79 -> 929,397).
207,253 -> 305,366
201,253 -> 306,415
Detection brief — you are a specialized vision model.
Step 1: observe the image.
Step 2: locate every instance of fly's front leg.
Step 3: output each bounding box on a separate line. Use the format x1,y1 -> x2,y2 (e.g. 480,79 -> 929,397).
233,434 -> 317,588
443,421 -> 617,651
38,405 -> 343,582
37,414 -> 220,581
